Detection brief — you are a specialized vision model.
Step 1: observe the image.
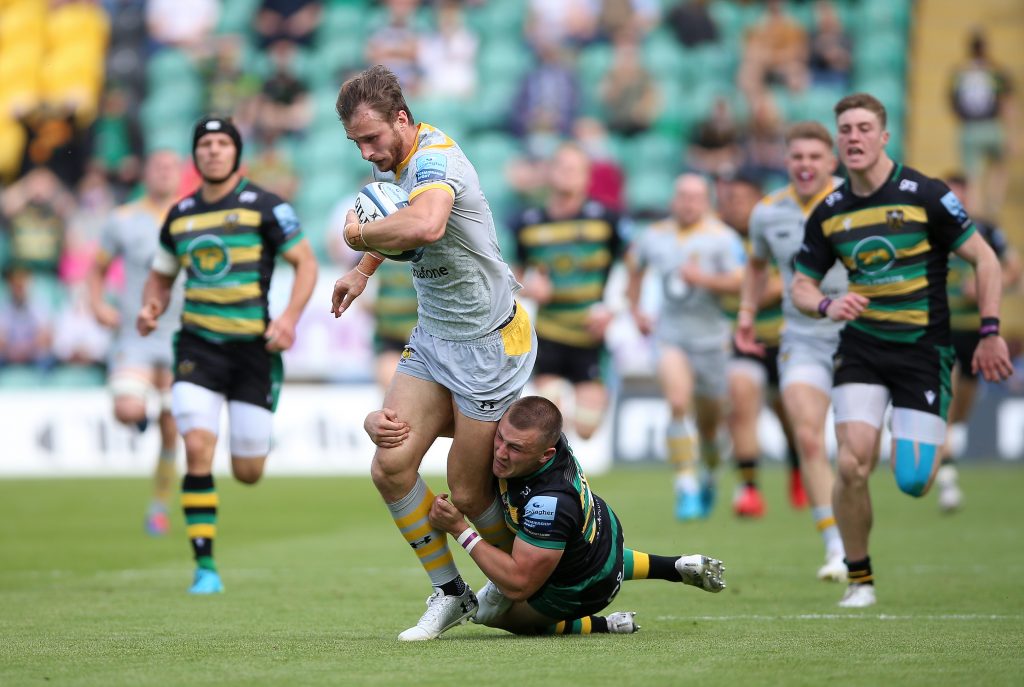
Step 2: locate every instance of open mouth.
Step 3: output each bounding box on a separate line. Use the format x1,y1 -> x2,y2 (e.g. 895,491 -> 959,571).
797,170 -> 814,182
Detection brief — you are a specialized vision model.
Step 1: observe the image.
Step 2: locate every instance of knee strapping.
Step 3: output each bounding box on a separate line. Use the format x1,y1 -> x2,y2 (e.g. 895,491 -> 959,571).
893,439 -> 936,497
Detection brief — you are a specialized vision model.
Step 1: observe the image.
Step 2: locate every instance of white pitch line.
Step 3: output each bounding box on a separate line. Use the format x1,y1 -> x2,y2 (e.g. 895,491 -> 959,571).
657,614 -> 1023,621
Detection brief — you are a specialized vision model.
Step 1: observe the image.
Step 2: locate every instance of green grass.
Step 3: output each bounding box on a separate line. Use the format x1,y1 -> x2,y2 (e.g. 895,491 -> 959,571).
2,466 -> 1023,686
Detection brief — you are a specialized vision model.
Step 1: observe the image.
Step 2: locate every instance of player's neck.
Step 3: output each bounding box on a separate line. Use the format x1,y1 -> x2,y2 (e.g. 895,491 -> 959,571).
848,156 -> 894,197
200,173 -> 241,204
143,192 -> 174,210
793,182 -> 832,211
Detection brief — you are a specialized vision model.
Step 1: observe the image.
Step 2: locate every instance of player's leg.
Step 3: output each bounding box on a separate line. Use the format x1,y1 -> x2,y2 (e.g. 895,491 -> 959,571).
656,344 -> 700,519
938,333 -> 977,512
172,380 -> 226,594
572,380 -> 607,441
148,367 -> 178,536
782,381 -> 845,580
623,548 -> 726,591
726,356 -> 766,518
772,393 -> 807,509
831,381 -> 888,608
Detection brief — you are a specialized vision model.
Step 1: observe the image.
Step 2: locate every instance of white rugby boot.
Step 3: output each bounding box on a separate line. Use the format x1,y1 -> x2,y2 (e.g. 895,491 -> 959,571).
838,584 -> 876,608
606,611 -> 639,634
676,554 -> 726,592
471,580 -> 512,626
398,587 -> 478,641
817,552 -> 847,582
936,464 -> 963,513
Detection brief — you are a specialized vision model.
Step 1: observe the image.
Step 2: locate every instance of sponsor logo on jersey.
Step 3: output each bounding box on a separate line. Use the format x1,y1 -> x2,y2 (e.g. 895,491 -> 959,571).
187,234 -> 231,281
414,153 -> 447,184
852,235 -> 897,275
523,495 -> 558,532
825,191 -> 843,207
940,191 -> 971,229
898,179 -> 919,193
273,203 -> 301,235
178,197 -> 196,211
411,264 -> 450,279
239,190 -> 258,204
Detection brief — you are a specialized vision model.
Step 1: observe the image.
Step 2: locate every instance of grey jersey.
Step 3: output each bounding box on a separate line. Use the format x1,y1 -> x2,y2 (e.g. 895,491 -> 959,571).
749,181 -> 847,338
632,216 -> 745,350
98,200 -> 183,342
374,123 -> 520,341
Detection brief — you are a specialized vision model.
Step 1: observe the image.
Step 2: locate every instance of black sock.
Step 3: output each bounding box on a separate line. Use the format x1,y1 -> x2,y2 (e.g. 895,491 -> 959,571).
135,417 -> 149,433
786,444 -> 800,471
940,455 -> 956,467
736,458 -> 758,487
846,556 -> 873,586
438,575 -> 467,596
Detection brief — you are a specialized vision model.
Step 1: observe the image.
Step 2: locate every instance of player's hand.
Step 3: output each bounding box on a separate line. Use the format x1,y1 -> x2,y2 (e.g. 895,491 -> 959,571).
972,335 -> 1014,383
585,304 -> 614,340
825,292 -> 869,321
428,493 -> 468,535
264,314 -> 297,352
524,266 -> 553,305
343,209 -> 368,251
631,307 -> 654,336
734,311 -> 765,357
94,301 -> 121,329
681,256 -> 705,287
331,269 -> 369,318
363,407 -> 410,448
136,300 -> 161,336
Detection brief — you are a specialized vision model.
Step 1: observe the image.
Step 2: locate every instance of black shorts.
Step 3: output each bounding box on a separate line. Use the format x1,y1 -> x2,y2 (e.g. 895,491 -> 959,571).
833,328 -> 954,417
173,329 -> 283,411
731,343 -> 781,389
534,337 -> 605,385
951,330 -> 980,377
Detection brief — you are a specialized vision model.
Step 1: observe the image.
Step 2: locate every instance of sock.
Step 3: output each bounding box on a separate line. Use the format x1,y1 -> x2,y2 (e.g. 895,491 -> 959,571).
548,615 -> 608,634
812,506 -> 844,558
786,443 -> 800,471
668,419 -> 697,491
152,447 -> 177,508
471,495 -> 515,554
736,457 -> 759,487
623,549 -> 683,582
700,437 -> 721,472
181,473 -> 217,571
940,455 -> 956,467
846,556 -> 873,586
135,417 -> 149,433
438,576 -> 467,596
387,475 -> 460,589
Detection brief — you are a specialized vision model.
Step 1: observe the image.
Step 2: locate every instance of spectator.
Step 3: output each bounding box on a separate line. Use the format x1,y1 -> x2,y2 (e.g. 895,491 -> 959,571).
1,168 -> 76,275
92,85 -> 145,199
51,283 -> 111,368
738,0 -> 809,101
600,28 -> 660,137
254,0 -> 323,50
808,0 -> 852,89
525,0 -> 598,50
949,29 -> 1016,219
365,0 -> 423,95
145,0 -> 219,55
574,117 -> 625,212
0,264 -> 55,370
417,0 -> 478,101
18,104 -> 91,190
509,38 -> 580,140
687,96 -> 743,178
741,93 -> 787,181
665,0 -> 719,49
255,41 -> 313,142
204,34 -> 263,140
596,0 -> 660,41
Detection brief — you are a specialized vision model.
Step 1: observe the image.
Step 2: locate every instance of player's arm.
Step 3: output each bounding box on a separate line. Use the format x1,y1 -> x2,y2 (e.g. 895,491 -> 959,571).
345,187 -> 454,252
265,238 -> 318,352
624,249 -> 652,336
792,209 -> 867,320
137,268 -> 176,336
735,254 -> 770,355
953,232 -> 1014,382
429,494 -> 562,601
86,249 -> 120,329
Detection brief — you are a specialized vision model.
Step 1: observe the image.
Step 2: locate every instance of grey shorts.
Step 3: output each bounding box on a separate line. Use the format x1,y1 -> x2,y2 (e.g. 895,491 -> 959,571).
396,303 -> 537,421
109,331 -> 174,371
657,338 -> 729,399
778,331 -> 839,394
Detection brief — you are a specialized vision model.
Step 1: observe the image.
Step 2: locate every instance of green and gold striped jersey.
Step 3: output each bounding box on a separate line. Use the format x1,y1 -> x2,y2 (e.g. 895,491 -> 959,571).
512,200 -> 626,347
499,436 -> 618,590
720,236 -> 784,347
948,220 -> 1009,332
154,179 -> 305,343
373,259 -> 418,344
795,163 -> 975,345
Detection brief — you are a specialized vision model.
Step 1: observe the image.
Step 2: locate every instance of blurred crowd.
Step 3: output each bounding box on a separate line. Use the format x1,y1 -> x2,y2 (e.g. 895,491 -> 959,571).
0,0 -> 1016,385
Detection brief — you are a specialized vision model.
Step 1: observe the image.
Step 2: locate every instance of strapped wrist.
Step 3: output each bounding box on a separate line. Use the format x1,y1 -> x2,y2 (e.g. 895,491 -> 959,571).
817,297 -> 833,318
979,317 -> 1000,338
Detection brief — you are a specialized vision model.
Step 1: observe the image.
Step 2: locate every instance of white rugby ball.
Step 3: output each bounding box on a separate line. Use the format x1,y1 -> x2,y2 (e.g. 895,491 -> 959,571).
353,181 -> 423,262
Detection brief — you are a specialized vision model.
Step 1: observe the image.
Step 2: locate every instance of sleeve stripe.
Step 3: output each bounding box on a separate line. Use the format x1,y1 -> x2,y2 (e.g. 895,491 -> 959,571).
794,262 -> 824,280
409,182 -> 455,202
515,531 -> 566,550
950,223 -> 977,251
280,232 -> 304,254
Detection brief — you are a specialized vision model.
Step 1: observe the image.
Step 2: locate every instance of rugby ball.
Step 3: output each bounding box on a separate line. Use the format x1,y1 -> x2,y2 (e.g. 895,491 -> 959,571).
353,181 -> 423,262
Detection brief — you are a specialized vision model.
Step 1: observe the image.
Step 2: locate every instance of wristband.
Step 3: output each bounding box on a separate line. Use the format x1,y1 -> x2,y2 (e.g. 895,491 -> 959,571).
979,317 -> 1000,338
365,251 -> 384,263
817,297 -> 833,318
457,529 -> 480,553
738,302 -> 756,316
355,267 -> 372,278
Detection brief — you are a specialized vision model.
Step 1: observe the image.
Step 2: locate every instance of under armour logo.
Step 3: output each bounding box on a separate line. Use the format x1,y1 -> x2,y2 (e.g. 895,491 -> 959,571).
460,601 -> 472,613
479,400 -> 496,410
924,390 -> 936,405
409,534 -> 432,549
